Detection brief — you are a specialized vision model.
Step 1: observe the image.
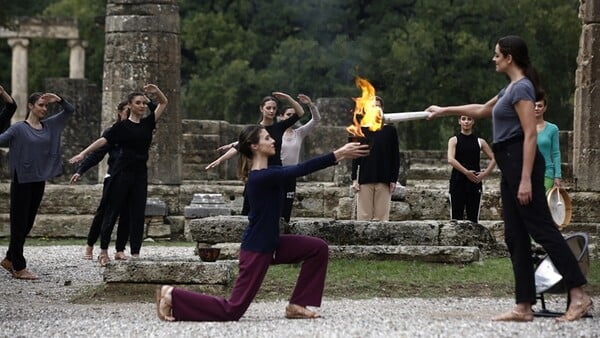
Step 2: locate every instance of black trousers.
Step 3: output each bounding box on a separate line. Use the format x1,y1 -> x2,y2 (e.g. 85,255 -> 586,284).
86,176 -> 130,252
493,138 -> 586,304
6,173 -> 45,271
449,178 -> 482,223
99,167 -> 147,255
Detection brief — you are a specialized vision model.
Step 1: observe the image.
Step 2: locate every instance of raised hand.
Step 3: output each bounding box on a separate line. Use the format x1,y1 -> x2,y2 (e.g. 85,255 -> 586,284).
272,91 -> 293,102
40,93 -> 61,104
298,94 -> 312,105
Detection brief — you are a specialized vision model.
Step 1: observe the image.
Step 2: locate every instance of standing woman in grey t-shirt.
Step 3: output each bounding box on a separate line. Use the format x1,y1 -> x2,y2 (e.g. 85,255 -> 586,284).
426,36 -> 591,322
0,92 -> 75,280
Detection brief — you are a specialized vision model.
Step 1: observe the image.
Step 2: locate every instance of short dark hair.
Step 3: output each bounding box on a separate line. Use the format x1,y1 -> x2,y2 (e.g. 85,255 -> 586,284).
375,96 -> 384,110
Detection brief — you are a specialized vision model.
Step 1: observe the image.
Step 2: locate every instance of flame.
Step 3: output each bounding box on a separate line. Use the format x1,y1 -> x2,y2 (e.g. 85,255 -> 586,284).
346,77 -> 383,137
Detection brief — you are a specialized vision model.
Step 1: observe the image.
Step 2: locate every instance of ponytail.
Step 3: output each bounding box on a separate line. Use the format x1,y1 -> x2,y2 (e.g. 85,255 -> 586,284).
236,125 -> 264,182
497,35 -> 544,98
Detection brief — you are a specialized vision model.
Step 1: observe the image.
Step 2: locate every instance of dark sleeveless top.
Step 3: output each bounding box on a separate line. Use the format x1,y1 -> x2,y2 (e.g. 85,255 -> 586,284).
450,133 -> 481,184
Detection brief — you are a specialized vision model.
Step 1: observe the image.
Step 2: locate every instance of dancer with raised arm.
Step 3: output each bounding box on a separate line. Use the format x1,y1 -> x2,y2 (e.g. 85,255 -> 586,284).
0,91 -> 75,280
0,85 -> 17,132
279,94 -> 321,222
69,84 -> 167,265
155,125 -> 369,322
206,92 -> 306,216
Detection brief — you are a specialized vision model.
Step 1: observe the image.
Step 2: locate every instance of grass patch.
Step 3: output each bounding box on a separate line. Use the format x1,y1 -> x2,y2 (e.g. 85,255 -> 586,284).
2,240 -> 596,303
260,258 -> 517,300
72,257 -> 600,304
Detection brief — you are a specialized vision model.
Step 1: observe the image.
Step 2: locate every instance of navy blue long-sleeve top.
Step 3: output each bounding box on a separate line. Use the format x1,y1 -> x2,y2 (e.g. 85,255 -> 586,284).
241,152 -> 336,253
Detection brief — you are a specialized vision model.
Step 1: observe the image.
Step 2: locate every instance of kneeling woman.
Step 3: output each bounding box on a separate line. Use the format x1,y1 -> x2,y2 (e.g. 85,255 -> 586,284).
156,125 -> 369,321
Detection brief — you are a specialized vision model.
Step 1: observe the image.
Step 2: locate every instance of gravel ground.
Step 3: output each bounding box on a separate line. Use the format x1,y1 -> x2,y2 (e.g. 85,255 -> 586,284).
0,245 -> 597,338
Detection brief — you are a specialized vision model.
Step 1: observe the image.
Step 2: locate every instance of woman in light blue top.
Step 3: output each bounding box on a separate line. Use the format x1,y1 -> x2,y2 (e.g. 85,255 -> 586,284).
0,92 -> 75,280
534,92 -> 561,192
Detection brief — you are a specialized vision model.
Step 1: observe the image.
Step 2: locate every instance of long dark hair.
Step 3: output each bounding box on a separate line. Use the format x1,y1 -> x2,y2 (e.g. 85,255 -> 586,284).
127,91 -> 145,103
237,124 -> 264,182
117,101 -> 129,122
25,92 -> 43,119
497,35 -> 544,98
257,96 -> 277,123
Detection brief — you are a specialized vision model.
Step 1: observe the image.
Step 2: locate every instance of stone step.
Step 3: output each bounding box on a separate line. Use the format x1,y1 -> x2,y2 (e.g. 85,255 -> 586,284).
212,242 -> 480,264
103,257 -> 237,285
0,181 -> 596,226
189,216 -> 502,256
331,245 -> 481,263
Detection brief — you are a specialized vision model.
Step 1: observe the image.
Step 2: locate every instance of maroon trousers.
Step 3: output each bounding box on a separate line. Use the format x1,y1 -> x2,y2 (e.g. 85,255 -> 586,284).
172,234 -> 329,321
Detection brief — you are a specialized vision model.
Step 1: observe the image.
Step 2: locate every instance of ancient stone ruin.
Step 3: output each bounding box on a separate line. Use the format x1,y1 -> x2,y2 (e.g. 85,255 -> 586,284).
1,0 -> 599,286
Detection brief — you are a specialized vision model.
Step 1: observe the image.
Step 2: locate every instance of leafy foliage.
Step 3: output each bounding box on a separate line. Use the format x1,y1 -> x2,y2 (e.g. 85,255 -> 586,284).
0,0 -> 581,149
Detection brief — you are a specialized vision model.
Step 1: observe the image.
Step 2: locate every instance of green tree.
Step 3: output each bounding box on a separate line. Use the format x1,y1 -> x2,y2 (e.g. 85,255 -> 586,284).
181,11 -> 259,120
0,0 -> 56,89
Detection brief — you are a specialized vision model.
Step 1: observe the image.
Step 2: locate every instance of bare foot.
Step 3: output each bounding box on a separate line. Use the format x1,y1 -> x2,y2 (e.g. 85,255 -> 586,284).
155,285 -> 175,321
114,251 -> 128,260
83,245 -> 93,260
285,303 -> 320,319
556,295 -> 593,322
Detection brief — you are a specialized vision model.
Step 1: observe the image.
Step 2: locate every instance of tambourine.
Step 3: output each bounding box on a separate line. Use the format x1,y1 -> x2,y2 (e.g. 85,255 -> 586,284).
546,187 -> 572,230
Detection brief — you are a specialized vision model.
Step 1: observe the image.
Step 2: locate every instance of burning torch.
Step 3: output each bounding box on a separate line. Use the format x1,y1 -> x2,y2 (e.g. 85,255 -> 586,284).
346,77 -> 430,143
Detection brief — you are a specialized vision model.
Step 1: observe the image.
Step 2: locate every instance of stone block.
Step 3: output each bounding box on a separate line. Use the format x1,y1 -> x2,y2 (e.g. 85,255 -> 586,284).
182,134 -> 220,153
579,0 -> 600,24
329,245 -> 480,263
388,201 -> 412,221
212,243 -> 241,259
574,148 -> 600,191
188,216 -> 247,243
147,224 -> 171,238
206,242 -> 481,263
335,197 -> 355,220
438,221 -> 497,253
184,206 -> 231,218
166,215 -> 186,240
182,163 -> 211,181
145,197 -> 168,216
105,13 -> 179,34
189,217 -> 499,254
181,120 -> 226,135
391,184 -> 406,201
28,215 -> 93,238
184,193 -> 231,219
103,258 -> 237,285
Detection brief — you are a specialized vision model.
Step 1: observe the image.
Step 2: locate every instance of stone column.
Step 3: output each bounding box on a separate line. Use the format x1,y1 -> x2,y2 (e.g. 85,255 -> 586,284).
103,0 -> 181,184
68,39 -> 87,79
43,78 -> 101,184
573,0 -> 600,191
7,38 -> 29,122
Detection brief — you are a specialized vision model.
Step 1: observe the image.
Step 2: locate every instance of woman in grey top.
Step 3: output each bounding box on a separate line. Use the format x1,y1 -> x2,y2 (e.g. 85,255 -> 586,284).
0,92 -> 75,280
426,36 -> 591,322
